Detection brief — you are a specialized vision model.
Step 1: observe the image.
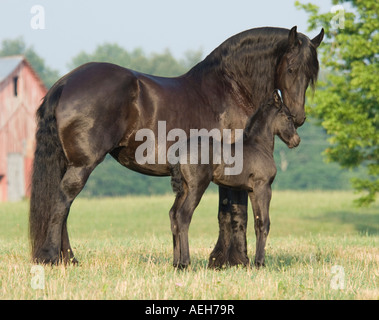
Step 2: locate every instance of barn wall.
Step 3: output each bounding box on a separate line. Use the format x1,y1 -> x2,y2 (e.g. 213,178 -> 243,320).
0,59 -> 47,201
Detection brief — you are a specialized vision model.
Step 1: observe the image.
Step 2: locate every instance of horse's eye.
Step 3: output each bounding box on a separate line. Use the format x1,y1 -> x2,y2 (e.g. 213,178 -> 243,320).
288,68 -> 293,74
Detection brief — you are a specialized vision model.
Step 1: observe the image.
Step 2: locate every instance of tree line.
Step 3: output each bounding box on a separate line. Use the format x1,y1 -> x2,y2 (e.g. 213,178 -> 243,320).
1,0 -> 376,206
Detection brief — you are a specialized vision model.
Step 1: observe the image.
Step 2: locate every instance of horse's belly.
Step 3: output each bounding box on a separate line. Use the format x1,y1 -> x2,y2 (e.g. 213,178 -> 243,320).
109,146 -> 170,176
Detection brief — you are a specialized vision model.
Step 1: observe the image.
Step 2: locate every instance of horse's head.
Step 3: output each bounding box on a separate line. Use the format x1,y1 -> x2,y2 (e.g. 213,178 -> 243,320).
271,89 -> 300,149
275,26 -> 324,128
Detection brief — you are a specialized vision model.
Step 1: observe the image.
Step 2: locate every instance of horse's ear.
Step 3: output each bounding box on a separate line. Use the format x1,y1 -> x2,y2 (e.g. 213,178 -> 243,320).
273,89 -> 282,106
288,26 -> 299,48
311,28 -> 324,48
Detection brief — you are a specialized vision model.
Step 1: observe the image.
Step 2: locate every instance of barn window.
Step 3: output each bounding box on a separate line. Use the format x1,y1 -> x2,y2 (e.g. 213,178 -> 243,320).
13,76 -> 18,96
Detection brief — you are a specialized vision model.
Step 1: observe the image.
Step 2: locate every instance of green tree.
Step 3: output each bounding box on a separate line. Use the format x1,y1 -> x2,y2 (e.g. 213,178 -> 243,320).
0,37 -> 60,88
68,43 -> 202,77
296,0 -> 379,206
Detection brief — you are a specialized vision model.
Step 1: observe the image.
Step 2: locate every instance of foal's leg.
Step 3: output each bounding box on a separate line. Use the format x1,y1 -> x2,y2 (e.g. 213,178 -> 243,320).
169,193 -> 186,268
176,191 -> 202,268
248,183 -> 272,268
171,189 -> 199,268
173,168 -> 210,268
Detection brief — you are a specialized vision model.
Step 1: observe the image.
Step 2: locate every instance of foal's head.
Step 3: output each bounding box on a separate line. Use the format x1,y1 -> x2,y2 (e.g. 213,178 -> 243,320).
243,89 -> 301,149
271,90 -> 300,148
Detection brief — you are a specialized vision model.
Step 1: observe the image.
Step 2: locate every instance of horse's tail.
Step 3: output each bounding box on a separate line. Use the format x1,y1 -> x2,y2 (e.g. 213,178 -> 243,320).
29,81 -> 67,261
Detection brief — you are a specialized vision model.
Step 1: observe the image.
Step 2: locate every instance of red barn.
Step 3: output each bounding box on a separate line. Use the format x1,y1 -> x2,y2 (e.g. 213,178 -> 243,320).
0,56 -> 47,201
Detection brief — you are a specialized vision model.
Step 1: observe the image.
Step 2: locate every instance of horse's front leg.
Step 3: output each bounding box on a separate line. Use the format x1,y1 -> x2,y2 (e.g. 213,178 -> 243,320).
248,183 -> 272,268
228,195 -> 249,267
209,187 -> 249,268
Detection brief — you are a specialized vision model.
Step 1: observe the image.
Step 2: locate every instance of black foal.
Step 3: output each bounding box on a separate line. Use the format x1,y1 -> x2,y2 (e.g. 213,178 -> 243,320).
169,90 -> 300,268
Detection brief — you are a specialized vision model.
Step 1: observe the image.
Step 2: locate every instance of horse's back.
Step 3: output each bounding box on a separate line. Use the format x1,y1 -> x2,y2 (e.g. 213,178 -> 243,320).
57,62 -> 139,113
55,62 -> 140,166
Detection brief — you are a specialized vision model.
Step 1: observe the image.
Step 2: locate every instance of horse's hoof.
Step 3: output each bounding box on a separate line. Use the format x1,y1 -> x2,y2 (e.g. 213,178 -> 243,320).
208,255 -> 227,269
228,254 -> 249,268
208,248 -> 228,269
64,257 -> 79,266
34,251 -> 59,265
173,262 -> 189,270
254,260 -> 265,269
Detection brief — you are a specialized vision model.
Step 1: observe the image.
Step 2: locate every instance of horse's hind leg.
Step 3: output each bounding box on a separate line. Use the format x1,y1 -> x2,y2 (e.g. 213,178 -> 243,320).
41,165 -> 94,264
59,165 -> 98,264
61,218 -> 77,265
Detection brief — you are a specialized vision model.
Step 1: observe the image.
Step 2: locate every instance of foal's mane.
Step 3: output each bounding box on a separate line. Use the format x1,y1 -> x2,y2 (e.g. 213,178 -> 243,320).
242,99 -> 275,140
188,27 -> 319,107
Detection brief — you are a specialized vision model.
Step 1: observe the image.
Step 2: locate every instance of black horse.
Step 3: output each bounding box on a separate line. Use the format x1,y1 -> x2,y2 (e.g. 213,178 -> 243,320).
169,90 -> 300,268
29,26 -> 323,265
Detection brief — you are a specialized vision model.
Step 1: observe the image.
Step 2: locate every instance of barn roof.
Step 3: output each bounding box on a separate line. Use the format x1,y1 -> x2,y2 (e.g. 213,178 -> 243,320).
0,55 -> 24,83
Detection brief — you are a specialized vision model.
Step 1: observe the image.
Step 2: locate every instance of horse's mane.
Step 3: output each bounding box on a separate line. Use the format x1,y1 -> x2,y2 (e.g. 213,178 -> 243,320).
195,27 -> 289,73
188,27 -> 319,106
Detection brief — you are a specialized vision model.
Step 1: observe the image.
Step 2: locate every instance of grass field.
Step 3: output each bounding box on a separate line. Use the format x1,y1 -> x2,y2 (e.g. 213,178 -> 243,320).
0,190 -> 378,300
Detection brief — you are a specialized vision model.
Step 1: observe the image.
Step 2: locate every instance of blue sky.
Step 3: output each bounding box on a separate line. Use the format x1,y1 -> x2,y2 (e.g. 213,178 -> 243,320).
1,0 -> 333,74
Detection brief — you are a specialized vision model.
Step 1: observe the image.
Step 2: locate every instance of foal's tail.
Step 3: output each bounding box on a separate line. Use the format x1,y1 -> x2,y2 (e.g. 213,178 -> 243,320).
29,81 -> 67,261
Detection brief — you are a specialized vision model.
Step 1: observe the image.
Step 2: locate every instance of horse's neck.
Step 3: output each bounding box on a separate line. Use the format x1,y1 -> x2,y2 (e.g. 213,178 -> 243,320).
187,38 -> 282,111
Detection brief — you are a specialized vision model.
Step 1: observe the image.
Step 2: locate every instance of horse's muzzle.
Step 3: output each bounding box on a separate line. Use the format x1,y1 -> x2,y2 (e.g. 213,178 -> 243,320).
295,117 -> 306,128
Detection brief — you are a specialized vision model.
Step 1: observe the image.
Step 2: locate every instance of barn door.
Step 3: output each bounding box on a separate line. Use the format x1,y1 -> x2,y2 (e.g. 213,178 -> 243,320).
7,153 -> 25,202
